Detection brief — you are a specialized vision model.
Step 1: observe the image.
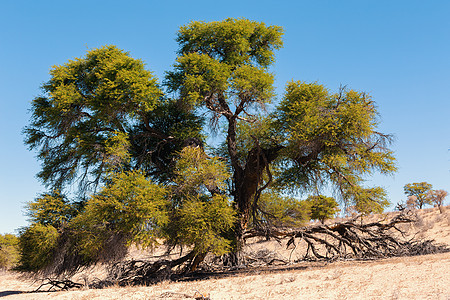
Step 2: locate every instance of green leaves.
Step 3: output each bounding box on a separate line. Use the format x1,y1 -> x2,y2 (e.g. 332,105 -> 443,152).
0,234 -> 19,269
166,147 -> 236,256
168,53 -> 231,106
167,194 -> 236,256
17,224 -> 59,271
273,81 -> 395,211
176,18 -> 283,67
25,45 -> 163,191
174,146 -> 230,196
404,182 -> 433,209
259,192 -> 310,227
306,195 -> 339,223
25,190 -> 78,229
75,171 -> 169,249
166,18 -> 282,119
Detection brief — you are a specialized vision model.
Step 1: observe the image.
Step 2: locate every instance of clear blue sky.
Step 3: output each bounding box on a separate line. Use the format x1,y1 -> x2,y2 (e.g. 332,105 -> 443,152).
1,0 -> 449,234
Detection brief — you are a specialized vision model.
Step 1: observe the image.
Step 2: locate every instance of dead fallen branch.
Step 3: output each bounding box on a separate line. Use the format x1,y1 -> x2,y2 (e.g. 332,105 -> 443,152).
246,211 -> 449,261
34,278 -> 83,292
104,250 -> 196,286
94,211 -> 449,287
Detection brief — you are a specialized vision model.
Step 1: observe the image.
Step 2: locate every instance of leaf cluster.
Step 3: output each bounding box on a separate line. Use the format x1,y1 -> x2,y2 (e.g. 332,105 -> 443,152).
24,45 -> 162,191
257,192 -> 310,228
272,82 -> 395,212
165,147 -> 236,256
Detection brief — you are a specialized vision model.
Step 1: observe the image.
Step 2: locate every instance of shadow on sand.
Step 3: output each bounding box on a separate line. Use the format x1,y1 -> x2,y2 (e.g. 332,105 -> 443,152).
0,291 -> 24,297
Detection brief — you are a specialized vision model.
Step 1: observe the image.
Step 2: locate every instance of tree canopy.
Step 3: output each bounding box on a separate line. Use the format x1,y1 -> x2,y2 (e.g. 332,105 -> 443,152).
22,18 -> 396,274
403,182 -> 433,209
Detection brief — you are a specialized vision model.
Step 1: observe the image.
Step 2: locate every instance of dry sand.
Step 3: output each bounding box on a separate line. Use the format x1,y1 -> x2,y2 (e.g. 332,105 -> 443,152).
1,207 -> 449,299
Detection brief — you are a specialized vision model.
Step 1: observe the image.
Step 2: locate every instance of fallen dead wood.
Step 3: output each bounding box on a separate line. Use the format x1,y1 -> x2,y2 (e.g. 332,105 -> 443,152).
245,211 -> 450,261
102,250 -> 196,286
34,278 -> 83,292
91,211 -> 450,287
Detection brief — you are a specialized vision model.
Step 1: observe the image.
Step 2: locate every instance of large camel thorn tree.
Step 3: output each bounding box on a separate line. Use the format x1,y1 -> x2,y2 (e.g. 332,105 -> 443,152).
21,18 -> 396,275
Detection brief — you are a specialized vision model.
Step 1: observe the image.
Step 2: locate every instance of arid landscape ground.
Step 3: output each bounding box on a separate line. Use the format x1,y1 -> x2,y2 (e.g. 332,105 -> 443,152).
1,206 -> 449,299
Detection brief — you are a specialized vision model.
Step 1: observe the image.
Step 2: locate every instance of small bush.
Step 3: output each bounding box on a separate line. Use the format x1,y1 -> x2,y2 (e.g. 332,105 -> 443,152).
16,223 -> 59,271
0,234 -> 19,269
306,195 -> 339,223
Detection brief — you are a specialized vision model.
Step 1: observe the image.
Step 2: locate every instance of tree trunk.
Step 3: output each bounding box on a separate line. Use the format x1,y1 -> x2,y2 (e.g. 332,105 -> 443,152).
225,115 -> 283,264
232,144 -> 283,256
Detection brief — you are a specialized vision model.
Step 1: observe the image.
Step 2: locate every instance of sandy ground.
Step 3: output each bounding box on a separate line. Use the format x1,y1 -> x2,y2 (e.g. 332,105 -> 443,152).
1,207 -> 449,299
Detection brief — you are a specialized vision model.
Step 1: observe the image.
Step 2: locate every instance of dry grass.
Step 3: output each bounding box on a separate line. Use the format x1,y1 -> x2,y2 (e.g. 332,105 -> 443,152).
1,207 -> 449,299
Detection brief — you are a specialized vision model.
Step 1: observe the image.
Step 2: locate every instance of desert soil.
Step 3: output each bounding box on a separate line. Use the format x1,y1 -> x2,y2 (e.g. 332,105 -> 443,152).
1,207 -> 449,299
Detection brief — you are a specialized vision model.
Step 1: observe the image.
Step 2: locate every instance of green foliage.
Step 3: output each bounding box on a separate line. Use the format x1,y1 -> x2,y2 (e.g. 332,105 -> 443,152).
258,192 -> 310,227
176,18 -> 283,67
24,45 -> 163,191
166,18 -> 282,112
167,194 -> 236,256
165,147 -> 236,256
306,195 -> 339,223
0,234 -> 19,269
131,99 -> 205,182
404,182 -> 433,209
351,186 -> 389,215
174,146 -> 230,196
71,170 -> 169,259
26,190 -> 79,228
272,82 -> 395,212
17,223 -> 59,271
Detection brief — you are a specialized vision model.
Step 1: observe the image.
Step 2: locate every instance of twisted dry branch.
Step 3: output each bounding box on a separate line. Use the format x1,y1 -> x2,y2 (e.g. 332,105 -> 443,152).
245,211 -> 449,261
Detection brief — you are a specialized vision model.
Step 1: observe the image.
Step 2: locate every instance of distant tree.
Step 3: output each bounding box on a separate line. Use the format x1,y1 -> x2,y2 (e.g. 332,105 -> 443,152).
427,189 -> 448,213
406,195 -> 418,209
306,195 -> 339,224
257,192 -> 311,228
403,182 -> 433,209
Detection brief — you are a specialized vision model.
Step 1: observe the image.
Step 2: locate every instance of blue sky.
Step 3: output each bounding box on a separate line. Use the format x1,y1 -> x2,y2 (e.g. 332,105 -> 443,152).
1,0 -> 449,234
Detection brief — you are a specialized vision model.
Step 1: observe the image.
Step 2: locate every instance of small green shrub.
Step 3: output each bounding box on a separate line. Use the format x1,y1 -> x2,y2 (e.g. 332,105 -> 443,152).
306,195 -> 339,223
0,234 -> 19,269
259,192 -> 310,227
16,223 -> 59,271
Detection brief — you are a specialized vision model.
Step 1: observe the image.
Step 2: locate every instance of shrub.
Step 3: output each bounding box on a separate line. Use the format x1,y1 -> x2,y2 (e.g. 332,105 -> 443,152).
306,195 -> 339,223
0,234 -> 19,270
16,224 -> 59,271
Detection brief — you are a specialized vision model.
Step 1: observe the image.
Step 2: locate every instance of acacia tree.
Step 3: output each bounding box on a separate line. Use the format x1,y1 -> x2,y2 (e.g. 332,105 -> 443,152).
306,195 -> 339,224
166,19 -> 395,243
23,18 -> 396,273
427,189 -> 447,213
403,182 -> 433,209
